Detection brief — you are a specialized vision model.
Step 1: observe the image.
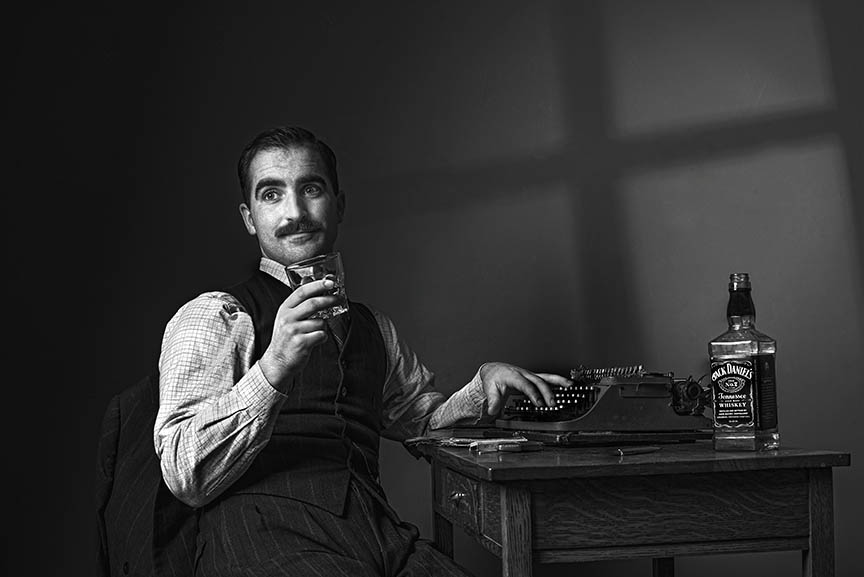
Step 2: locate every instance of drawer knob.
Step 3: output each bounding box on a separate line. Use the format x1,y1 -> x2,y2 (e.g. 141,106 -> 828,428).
448,491 -> 468,506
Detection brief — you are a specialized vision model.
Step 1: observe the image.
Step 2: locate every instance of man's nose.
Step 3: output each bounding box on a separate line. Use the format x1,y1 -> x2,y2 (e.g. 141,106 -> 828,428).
280,191 -> 308,219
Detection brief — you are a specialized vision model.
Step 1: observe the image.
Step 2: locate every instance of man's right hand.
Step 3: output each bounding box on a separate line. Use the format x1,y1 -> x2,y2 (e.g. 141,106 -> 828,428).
258,277 -> 339,391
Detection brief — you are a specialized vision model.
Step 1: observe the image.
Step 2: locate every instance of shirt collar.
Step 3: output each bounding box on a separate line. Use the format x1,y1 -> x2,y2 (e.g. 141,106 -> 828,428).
259,257 -> 290,285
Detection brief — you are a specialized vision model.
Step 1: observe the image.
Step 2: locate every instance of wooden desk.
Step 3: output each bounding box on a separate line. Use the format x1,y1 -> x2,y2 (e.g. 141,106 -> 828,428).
423,441 -> 850,577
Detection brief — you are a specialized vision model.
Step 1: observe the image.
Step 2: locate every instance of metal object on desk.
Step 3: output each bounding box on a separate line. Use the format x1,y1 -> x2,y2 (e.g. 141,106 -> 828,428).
469,437 -> 531,454
498,441 -> 544,453
614,445 -> 661,456
403,430 -> 527,459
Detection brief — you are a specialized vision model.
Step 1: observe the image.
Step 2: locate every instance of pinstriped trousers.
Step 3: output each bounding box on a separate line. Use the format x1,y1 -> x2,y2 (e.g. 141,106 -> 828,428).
195,477 -> 472,577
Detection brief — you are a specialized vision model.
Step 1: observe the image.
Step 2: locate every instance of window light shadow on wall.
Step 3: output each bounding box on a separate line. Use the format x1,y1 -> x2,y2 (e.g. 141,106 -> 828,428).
349,0 -> 860,364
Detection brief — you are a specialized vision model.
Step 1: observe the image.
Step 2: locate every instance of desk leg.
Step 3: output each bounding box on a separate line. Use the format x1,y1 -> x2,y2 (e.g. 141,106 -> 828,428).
652,557 -> 675,577
431,462 -> 454,559
803,468 -> 835,577
501,485 -> 532,577
433,512 -> 454,559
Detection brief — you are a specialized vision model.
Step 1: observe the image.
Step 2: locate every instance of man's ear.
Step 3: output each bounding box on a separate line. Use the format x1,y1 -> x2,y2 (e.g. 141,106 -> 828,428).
239,203 -> 257,235
336,190 -> 346,224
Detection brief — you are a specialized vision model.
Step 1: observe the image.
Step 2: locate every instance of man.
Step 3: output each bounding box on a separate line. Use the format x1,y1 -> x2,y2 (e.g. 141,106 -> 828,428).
154,126 -> 571,576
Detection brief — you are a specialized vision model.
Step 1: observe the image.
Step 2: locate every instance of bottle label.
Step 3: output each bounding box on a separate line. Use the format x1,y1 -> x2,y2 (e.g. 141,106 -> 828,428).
710,359 -> 755,428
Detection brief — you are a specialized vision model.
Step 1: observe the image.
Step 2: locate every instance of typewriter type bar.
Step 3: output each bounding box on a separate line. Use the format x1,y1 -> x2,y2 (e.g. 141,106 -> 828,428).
572,364 -> 644,381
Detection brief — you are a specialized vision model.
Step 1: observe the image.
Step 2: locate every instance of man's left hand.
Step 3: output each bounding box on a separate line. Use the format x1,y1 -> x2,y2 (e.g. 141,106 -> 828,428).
479,362 -> 573,416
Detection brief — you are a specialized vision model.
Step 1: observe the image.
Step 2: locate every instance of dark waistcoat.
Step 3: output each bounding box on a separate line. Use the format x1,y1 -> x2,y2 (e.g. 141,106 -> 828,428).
223,269 -> 388,515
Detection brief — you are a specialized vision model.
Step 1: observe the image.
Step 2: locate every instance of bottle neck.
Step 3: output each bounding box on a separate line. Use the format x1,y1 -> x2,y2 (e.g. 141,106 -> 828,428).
727,288 -> 756,329
728,315 -> 755,329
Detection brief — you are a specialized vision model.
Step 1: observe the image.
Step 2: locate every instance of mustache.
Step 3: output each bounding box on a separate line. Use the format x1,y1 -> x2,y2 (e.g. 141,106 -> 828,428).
275,218 -> 322,237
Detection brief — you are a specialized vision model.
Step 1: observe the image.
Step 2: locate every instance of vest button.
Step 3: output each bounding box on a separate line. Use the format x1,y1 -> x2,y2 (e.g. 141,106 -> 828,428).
122,561 -> 130,574
340,359 -> 348,369
341,388 -> 348,398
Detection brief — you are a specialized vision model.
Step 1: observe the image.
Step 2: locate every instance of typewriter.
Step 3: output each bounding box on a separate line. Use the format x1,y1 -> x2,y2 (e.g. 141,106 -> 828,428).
495,365 -> 713,446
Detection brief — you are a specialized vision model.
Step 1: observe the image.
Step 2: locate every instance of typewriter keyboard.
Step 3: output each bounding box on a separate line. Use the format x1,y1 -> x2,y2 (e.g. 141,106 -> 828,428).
503,384 -> 598,421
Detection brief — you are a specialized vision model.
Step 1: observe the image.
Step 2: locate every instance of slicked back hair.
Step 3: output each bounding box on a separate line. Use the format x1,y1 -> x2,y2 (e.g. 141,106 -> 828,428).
237,126 -> 340,205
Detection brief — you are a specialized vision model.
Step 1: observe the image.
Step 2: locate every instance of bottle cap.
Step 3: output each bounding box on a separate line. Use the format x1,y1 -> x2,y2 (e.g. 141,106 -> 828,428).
728,272 -> 751,291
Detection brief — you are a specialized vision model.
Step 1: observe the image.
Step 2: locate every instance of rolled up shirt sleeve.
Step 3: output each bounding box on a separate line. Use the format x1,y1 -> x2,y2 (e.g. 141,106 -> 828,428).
373,308 -> 488,442
154,292 -> 287,508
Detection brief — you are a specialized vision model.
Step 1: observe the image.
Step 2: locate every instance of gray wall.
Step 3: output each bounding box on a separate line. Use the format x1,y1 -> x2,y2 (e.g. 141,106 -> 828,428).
11,1 -> 862,576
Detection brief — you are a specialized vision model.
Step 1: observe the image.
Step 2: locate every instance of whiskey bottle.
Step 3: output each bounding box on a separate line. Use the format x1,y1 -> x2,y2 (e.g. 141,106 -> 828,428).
708,273 -> 780,451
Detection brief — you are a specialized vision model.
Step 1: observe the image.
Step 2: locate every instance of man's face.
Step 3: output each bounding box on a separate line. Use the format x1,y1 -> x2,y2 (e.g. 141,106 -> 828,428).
239,146 -> 345,266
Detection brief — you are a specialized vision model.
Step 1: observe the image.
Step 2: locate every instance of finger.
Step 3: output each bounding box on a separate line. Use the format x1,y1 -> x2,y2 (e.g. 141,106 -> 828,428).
303,329 -> 329,346
287,326 -> 329,346
290,319 -> 327,334
506,375 -> 545,407
521,371 -> 556,407
535,373 -> 574,388
486,386 -> 504,416
285,278 -> 337,306
275,321 -> 328,342
273,317 -> 326,338
291,295 -> 340,320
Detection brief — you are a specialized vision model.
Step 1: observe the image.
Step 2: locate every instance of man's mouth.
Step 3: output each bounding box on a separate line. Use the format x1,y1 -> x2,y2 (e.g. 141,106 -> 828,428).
280,229 -> 320,242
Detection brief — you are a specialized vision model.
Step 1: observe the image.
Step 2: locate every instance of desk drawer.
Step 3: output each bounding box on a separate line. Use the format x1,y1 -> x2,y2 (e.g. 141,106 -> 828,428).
532,469 -> 809,549
434,467 -> 479,533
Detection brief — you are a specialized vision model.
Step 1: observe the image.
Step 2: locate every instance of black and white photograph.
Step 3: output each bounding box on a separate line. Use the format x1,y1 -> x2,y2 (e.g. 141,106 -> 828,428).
8,1 -> 863,576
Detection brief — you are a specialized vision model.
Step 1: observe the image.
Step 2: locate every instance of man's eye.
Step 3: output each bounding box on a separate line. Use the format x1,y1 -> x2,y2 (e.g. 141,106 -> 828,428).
262,190 -> 279,201
303,184 -> 323,196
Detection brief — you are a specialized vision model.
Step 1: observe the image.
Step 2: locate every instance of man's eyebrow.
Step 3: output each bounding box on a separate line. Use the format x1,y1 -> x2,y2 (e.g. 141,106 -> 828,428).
295,174 -> 328,187
254,177 -> 286,198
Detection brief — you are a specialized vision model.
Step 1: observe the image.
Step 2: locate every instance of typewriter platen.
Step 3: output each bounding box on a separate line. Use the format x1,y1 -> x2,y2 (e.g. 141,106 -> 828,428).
495,365 -> 713,445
